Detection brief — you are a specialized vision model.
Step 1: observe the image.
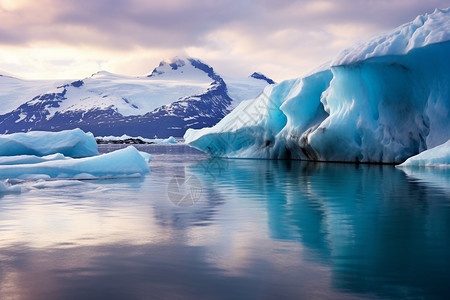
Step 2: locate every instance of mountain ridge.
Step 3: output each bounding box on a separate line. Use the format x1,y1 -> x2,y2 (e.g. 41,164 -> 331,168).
0,57 -> 274,137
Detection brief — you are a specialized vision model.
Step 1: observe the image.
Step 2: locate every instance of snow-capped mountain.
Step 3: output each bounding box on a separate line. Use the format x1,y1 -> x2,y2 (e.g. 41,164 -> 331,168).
0,57 -> 273,137
0,73 -> 64,115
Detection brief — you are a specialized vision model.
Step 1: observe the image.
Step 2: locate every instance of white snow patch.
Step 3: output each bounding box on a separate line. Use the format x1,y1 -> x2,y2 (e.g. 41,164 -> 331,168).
398,140 -> 450,168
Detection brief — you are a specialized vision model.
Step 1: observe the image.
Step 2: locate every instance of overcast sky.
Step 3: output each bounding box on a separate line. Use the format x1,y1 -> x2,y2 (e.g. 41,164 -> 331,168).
0,0 -> 448,81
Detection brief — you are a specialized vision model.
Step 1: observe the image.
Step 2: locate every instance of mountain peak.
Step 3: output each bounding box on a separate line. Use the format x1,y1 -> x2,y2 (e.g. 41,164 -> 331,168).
146,56 -> 221,83
148,56 -> 192,77
250,72 -> 275,84
90,70 -> 120,78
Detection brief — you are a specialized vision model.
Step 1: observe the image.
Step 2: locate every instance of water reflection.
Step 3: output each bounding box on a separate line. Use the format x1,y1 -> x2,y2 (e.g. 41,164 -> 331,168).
188,159 -> 450,299
0,148 -> 448,299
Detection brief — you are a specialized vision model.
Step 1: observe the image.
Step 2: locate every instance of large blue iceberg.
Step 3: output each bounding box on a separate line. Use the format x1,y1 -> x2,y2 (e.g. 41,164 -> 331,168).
185,9 -> 450,164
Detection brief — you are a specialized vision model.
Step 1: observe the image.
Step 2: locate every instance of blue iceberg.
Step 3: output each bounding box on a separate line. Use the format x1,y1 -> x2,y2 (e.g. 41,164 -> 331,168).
185,9 -> 450,164
0,129 -> 152,189
0,146 -> 150,180
0,153 -> 67,165
0,128 -> 99,157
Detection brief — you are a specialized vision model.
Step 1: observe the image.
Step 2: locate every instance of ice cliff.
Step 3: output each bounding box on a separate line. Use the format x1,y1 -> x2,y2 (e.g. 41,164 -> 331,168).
185,8 -> 450,164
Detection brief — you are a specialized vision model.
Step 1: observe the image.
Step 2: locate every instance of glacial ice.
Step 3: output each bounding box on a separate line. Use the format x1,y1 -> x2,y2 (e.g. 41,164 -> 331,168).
0,128 -> 98,157
0,146 -> 150,180
138,151 -> 153,163
398,139 -> 450,167
185,9 -> 450,164
0,153 -> 67,165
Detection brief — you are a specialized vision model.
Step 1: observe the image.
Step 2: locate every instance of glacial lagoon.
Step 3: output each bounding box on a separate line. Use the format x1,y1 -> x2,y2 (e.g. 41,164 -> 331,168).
0,144 -> 449,299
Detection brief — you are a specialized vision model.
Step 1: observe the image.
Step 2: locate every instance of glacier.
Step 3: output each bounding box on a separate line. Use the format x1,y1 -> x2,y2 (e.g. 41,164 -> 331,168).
185,8 -> 450,164
0,128 -> 99,157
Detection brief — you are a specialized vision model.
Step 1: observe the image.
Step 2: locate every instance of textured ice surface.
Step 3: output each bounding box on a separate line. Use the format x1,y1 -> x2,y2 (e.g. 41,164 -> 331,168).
0,128 -> 98,157
0,146 -> 150,180
334,8 -> 450,66
0,153 -> 67,165
185,9 -> 450,163
398,139 -> 450,167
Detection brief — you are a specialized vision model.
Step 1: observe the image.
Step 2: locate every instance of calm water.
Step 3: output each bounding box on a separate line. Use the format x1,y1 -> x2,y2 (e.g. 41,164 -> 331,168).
0,144 -> 449,300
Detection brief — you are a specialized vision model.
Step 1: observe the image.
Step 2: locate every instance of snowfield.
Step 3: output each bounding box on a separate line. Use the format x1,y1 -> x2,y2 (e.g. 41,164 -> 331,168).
0,74 -> 65,115
52,65 -> 213,117
185,8 -> 450,165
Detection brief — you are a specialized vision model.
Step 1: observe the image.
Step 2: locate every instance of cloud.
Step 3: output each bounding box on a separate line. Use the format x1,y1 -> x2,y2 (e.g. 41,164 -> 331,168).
0,0 -> 448,80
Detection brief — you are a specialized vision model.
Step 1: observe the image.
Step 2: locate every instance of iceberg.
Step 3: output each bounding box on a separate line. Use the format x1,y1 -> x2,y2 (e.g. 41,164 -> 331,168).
0,153 -> 67,165
138,151 -> 153,163
0,128 -> 98,157
398,139 -> 450,167
185,9 -> 450,163
0,146 -> 150,180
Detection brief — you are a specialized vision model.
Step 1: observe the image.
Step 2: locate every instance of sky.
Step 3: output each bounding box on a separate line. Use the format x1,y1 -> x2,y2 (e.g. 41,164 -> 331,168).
0,0 -> 448,81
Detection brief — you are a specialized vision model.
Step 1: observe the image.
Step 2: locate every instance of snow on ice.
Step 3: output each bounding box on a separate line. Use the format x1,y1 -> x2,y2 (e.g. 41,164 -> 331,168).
398,139 -> 450,168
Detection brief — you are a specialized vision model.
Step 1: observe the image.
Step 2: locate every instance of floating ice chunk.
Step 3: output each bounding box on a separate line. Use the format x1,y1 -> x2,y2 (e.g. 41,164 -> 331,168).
0,153 -> 67,165
398,140 -> 450,168
0,128 -> 98,157
156,136 -> 177,144
31,180 -> 88,189
0,146 -> 150,180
